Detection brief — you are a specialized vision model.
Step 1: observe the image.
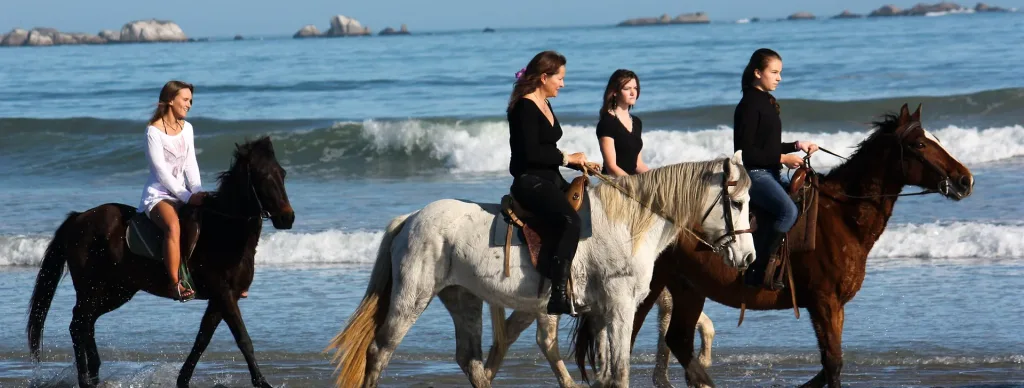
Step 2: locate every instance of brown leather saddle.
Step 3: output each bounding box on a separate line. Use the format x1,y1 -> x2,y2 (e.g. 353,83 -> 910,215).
755,164 -> 821,292
498,175 -> 589,278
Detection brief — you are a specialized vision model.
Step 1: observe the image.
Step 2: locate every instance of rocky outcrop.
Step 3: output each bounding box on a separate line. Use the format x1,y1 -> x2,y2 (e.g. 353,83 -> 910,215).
293,25 -> 320,38
483,27 -> 495,32
618,12 -> 710,26
905,2 -> 967,15
788,12 -> 816,20
98,29 -> 120,41
234,34 -> 244,40
833,10 -> 864,18
380,24 -> 410,36
1,27 -> 107,46
975,2 -> 1013,11
119,19 -> 187,42
326,15 -> 371,36
869,4 -> 904,16
295,15 -> 371,38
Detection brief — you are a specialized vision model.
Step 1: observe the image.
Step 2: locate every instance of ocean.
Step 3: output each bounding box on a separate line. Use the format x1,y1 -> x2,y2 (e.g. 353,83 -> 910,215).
1,12 -> 1022,387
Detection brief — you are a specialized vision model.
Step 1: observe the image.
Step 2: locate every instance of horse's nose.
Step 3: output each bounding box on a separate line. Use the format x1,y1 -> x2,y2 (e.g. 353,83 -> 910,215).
957,175 -> 974,197
743,252 -> 755,268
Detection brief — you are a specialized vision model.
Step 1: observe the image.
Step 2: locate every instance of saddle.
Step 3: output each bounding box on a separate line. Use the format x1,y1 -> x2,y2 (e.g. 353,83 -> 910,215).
497,175 -> 589,278
755,164 -> 821,292
125,206 -> 202,291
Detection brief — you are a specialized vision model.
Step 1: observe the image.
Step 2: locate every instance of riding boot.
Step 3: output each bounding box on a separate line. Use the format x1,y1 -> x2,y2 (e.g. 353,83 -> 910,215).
546,255 -> 576,316
744,231 -> 786,289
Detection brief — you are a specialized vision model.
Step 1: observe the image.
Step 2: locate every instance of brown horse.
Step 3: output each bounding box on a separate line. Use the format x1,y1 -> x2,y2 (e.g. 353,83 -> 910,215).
26,136 -> 295,388
572,104 -> 974,387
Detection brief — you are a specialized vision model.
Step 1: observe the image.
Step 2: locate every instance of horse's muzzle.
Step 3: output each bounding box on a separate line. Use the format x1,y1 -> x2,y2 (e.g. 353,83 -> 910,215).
271,211 -> 295,229
942,174 -> 974,201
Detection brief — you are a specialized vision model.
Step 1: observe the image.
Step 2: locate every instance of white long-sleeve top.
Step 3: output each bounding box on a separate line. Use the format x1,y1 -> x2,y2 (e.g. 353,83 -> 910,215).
137,121 -> 203,215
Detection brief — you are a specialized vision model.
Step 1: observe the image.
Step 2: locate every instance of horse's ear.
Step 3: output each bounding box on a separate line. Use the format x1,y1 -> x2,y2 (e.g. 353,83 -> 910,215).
731,150 -> 744,167
911,103 -> 922,122
898,103 -> 911,126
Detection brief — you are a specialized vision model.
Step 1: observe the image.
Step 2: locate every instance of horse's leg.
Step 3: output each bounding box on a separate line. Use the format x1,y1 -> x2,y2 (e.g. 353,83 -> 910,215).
69,294 -> 103,388
662,282 -> 713,388
593,317 -> 611,385
177,302 -> 224,388
695,312 -> 715,369
652,290 -> 673,388
483,309 -> 536,381
437,287 -> 489,387
800,298 -> 844,388
215,292 -> 273,388
364,276 -> 435,386
602,300 -> 638,387
534,313 -> 578,388
82,288 -> 135,383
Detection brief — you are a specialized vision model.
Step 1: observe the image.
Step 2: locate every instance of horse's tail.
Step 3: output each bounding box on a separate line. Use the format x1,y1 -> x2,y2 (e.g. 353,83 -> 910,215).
568,315 -> 598,383
325,211 -> 413,388
27,211 -> 80,362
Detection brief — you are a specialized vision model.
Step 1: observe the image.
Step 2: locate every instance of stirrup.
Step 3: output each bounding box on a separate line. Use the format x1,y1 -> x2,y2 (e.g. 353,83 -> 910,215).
175,281 -> 196,303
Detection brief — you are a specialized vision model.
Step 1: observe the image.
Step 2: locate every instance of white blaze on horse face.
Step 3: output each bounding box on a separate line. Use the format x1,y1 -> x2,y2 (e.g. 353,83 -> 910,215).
923,129 -> 964,165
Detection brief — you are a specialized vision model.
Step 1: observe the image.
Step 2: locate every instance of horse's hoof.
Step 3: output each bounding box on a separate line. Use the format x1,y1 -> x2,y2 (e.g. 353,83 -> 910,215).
254,378 -> 274,388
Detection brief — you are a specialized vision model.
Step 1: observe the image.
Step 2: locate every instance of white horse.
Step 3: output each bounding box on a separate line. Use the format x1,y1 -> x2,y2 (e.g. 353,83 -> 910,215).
482,290 -> 716,388
326,152 -> 756,388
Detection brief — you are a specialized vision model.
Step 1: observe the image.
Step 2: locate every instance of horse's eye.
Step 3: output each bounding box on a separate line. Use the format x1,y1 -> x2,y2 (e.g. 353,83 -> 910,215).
915,142 -> 926,149
731,201 -> 743,210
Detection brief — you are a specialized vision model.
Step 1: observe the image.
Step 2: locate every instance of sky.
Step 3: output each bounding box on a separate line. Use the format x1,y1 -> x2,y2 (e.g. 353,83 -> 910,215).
2,0 -> 1022,37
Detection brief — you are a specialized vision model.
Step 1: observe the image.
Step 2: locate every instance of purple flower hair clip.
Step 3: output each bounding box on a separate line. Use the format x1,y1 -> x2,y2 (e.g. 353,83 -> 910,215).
515,67 -> 526,80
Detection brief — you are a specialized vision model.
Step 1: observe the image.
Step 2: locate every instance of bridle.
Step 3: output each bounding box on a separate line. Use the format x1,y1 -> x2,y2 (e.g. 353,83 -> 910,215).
585,159 -> 752,254
807,121 -> 955,200
698,158 -> 754,253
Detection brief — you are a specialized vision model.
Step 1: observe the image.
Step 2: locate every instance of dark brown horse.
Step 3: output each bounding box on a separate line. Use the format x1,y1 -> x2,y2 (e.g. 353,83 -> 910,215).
573,104 -> 974,387
27,136 -> 295,388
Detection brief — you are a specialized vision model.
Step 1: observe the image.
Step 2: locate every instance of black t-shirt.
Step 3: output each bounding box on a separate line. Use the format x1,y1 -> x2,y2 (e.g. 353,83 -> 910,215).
508,97 -> 568,188
596,110 -> 643,175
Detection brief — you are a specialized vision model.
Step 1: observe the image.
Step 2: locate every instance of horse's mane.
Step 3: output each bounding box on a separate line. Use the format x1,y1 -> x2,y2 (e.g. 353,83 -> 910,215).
213,136 -> 276,196
824,113 -> 901,180
594,158 -> 750,253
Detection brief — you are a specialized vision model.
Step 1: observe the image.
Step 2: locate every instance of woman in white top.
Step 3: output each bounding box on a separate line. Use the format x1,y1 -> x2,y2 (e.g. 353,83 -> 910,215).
138,80 -> 206,301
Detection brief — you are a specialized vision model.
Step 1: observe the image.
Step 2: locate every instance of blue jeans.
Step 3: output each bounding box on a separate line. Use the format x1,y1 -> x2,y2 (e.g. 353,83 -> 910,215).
747,169 -> 798,266
748,169 -> 798,234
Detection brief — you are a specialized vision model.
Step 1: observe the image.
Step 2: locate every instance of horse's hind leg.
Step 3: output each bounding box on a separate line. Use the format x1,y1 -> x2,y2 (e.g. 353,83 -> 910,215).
662,282 -> 713,388
438,286 -> 489,387
801,298 -> 844,388
70,287 -> 134,388
364,275 -> 435,386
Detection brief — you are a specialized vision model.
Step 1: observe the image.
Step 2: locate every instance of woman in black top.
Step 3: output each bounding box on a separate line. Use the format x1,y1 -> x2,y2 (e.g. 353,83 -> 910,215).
507,50 -> 596,316
733,48 -> 818,288
597,69 -> 649,176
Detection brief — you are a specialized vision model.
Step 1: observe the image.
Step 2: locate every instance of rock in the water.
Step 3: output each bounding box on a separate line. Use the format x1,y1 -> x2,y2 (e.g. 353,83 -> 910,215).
869,4 -> 903,16
788,12 -> 816,20
234,34 -> 244,40
1,29 -> 28,46
833,10 -> 864,18
619,12 -> 709,26
975,2 -> 1013,12
26,29 -> 54,46
483,27 -> 495,32
380,24 -> 411,36
98,29 -> 120,42
293,25 -> 320,38
327,15 -> 371,36
119,19 -> 187,42
905,2 -> 967,15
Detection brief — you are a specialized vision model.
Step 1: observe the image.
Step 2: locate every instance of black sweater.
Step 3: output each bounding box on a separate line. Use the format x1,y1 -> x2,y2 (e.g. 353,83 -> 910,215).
508,98 -> 568,188
733,88 -> 797,171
